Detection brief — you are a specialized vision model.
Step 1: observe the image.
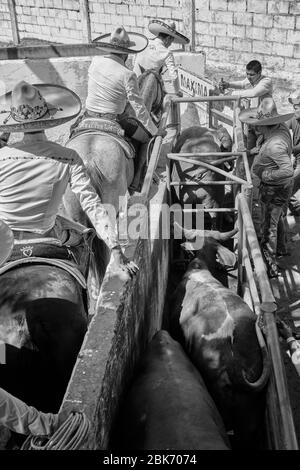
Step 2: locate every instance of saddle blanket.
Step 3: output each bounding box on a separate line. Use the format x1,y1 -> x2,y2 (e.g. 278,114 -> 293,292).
69,118 -> 135,160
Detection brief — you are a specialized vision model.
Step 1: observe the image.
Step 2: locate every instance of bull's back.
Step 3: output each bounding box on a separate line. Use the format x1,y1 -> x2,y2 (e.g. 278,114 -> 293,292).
112,330 -> 230,450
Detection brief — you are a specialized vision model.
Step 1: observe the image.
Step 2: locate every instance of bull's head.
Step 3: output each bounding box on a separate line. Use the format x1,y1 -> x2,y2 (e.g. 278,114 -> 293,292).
174,222 -> 238,272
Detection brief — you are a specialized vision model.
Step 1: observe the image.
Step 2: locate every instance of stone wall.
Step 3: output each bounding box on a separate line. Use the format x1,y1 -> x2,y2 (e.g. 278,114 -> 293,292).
0,0 -> 299,86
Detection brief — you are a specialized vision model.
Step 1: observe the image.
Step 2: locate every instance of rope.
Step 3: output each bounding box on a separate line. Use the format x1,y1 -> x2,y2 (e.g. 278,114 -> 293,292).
21,412 -> 91,451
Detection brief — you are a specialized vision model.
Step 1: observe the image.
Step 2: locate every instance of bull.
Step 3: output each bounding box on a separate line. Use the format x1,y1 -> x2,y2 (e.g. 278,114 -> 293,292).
111,330 -> 230,450
172,126 -> 233,230
169,225 -> 270,449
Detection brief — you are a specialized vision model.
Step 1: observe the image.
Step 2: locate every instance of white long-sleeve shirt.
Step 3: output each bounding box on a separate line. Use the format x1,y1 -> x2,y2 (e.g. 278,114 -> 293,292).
0,386 -> 58,436
229,75 -> 273,107
85,54 -> 157,136
0,133 -> 119,249
133,37 -> 180,94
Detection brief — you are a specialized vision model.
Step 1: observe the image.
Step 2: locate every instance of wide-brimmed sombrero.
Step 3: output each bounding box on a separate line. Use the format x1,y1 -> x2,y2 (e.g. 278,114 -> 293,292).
148,20 -> 190,45
93,26 -> 148,54
239,97 -> 294,126
0,81 -> 82,133
0,220 -> 14,266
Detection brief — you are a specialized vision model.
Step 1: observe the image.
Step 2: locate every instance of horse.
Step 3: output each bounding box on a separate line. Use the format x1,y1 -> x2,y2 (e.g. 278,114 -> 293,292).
62,70 -> 165,283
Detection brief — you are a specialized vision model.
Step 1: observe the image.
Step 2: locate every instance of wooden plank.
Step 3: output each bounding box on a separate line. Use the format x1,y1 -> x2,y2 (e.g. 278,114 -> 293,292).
7,0 -> 20,45
80,0 -> 92,43
182,0 -> 195,51
0,44 -> 106,60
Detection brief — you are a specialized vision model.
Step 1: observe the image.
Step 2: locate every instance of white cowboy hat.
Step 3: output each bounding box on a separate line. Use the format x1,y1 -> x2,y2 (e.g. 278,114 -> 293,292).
148,20 -> 190,45
238,97 -> 294,126
0,81 -> 82,133
0,220 -> 14,266
93,26 -> 148,54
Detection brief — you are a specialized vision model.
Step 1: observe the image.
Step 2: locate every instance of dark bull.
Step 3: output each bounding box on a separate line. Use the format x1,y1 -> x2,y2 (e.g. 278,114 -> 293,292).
111,330 -> 230,450
169,225 -> 270,449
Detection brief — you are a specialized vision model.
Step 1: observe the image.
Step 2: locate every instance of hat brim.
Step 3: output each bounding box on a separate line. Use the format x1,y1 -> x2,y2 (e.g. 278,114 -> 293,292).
239,107 -> 295,126
0,220 -> 14,266
289,97 -> 300,105
93,32 -> 148,54
148,20 -> 190,44
0,84 -> 82,133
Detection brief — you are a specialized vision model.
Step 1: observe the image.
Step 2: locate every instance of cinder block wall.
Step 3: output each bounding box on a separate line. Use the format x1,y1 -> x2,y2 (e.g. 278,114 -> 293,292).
0,0 -> 299,84
195,0 -> 300,83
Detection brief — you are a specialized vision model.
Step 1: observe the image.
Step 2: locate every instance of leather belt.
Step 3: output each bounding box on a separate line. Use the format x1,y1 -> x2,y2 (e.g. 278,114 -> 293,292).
84,110 -> 118,121
12,230 -> 52,240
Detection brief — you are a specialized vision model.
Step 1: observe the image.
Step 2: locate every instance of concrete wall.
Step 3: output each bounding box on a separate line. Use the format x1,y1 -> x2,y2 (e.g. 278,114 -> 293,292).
0,0 -> 299,87
61,183 -> 170,449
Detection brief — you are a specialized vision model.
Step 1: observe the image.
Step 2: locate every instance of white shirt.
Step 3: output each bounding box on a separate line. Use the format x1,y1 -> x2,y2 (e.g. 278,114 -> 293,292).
0,133 -> 119,249
229,75 -> 273,107
85,54 -> 157,136
133,37 -> 180,94
0,386 -> 58,436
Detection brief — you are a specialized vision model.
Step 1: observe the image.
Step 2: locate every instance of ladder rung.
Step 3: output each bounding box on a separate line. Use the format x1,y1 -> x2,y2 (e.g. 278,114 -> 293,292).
181,208 -> 237,212
171,181 -> 241,186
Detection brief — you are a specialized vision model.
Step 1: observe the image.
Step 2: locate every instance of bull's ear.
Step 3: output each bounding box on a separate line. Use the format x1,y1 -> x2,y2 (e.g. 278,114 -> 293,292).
216,244 -> 237,269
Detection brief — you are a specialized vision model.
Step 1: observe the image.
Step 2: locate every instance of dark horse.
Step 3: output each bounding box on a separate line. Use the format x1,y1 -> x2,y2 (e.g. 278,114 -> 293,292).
0,264 -> 87,414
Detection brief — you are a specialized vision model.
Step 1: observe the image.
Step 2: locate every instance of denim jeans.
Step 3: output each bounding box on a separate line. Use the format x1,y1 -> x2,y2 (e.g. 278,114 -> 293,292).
260,181 -> 293,264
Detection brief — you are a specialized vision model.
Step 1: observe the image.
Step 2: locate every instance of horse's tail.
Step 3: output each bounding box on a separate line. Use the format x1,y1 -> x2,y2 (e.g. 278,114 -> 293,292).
138,69 -> 165,114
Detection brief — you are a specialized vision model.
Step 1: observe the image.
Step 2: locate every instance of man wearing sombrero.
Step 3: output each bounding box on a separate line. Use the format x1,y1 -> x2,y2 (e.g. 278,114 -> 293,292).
239,97 -> 294,278
133,20 -> 190,95
286,91 -> 300,216
84,26 -> 160,191
86,26 -> 157,138
0,81 -> 138,276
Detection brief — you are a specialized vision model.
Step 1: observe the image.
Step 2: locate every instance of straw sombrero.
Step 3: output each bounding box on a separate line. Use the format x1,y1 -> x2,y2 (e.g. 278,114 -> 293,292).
0,220 -> 14,266
0,81 -> 82,133
148,20 -> 190,45
238,97 -> 294,126
93,26 -> 148,54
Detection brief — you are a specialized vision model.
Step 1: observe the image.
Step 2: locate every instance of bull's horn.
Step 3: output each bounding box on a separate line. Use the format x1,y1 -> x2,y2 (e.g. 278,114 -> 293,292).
217,228 -> 239,242
174,222 -> 238,242
228,319 -> 271,392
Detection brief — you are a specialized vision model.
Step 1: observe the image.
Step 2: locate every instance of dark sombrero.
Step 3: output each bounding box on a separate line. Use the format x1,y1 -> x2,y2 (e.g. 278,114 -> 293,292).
93,26 -> 148,54
148,20 -> 190,45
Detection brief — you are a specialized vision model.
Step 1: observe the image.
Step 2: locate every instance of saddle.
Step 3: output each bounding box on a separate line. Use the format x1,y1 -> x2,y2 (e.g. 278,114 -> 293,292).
69,115 -> 135,160
10,241 -> 74,263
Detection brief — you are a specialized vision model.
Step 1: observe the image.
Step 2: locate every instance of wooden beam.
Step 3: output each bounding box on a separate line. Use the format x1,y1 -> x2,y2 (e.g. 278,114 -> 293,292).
80,0 -> 92,43
7,0 -> 20,45
182,0 -> 195,51
0,43 -> 106,60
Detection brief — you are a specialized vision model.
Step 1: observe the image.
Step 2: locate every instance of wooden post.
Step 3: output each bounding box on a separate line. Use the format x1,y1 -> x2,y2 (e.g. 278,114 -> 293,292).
182,0 -> 195,51
7,0 -> 20,45
80,0 -> 92,43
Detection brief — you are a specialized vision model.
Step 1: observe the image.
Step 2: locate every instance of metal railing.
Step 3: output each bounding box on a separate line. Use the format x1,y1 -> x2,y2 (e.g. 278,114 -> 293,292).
164,93 -> 298,450
238,193 -> 298,450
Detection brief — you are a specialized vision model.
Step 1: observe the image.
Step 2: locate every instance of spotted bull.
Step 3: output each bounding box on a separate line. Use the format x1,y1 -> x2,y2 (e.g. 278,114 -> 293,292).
169,226 -> 270,449
112,330 -> 230,450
